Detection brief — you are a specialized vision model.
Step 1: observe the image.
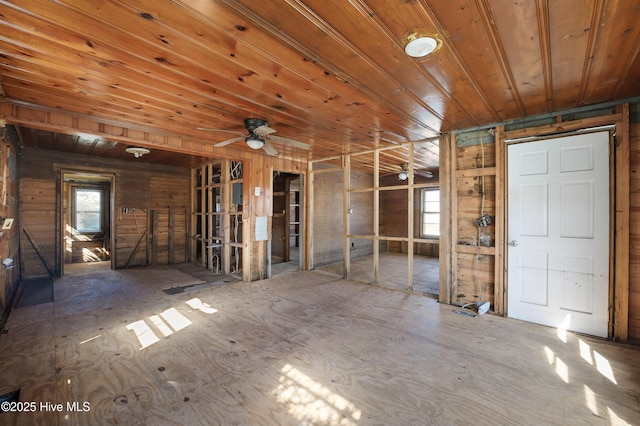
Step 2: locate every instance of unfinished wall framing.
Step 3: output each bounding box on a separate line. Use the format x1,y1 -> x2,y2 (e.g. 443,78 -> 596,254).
440,103 -> 633,341
309,140 -> 440,292
440,129 -> 503,312
190,160 -> 244,277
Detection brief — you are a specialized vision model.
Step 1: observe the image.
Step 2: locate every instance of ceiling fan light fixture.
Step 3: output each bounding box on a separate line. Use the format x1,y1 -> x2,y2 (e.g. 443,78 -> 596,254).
404,33 -> 440,58
125,147 -> 150,158
246,136 -> 264,150
398,171 -> 409,181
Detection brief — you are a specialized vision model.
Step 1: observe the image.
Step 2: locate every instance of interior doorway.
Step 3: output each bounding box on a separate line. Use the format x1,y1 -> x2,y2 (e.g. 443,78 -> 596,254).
61,172 -> 114,274
272,171 -> 303,274
506,130 -> 610,337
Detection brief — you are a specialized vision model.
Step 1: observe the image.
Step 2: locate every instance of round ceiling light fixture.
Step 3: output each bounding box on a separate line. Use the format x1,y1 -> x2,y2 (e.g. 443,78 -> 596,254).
404,33 -> 441,58
125,147 -> 150,158
246,135 -> 265,150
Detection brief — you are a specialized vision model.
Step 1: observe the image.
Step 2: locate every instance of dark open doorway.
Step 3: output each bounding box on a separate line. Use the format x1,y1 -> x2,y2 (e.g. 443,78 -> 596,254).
272,171 -> 303,275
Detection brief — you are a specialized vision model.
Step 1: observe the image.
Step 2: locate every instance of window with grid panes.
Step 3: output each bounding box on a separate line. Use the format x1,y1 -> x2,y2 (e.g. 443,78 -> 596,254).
421,188 -> 440,238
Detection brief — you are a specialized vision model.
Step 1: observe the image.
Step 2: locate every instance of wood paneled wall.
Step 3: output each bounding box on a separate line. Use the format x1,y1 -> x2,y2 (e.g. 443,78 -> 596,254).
19,178 -> 57,277
18,147 -> 190,277
0,136 -> 19,323
628,121 -> 640,342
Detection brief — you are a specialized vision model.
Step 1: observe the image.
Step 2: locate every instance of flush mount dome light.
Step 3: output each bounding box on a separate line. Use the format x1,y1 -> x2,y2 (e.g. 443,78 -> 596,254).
404,33 -> 439,58
125,147 -> 150,158
246,135 -> 265,150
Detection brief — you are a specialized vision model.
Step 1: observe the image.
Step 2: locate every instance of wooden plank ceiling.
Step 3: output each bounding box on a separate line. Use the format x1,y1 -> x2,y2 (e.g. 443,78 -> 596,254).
1,0 -> 640,170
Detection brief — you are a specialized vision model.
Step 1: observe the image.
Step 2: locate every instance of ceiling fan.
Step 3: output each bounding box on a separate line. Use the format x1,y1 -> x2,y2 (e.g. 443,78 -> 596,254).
198,118 -> 310,156
397,163 -> 433,180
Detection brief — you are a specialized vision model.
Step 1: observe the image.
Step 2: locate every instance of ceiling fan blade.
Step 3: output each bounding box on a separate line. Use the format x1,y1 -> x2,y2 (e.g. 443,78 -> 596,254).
268,135 -> 310,150
262,140 -> 278,156
197,128 -> 243,135
415,170 -> 434,178
253,125 -> 277,137
213,136 -> 245,147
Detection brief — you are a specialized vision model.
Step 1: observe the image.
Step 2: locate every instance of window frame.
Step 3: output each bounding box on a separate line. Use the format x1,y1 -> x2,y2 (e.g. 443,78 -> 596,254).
72,186 -> 106,234
420,187 -> 440,239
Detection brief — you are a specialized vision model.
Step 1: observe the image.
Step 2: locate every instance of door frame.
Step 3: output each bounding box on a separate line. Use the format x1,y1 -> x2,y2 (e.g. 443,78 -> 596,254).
504,129 -> 613,337
501,110 -> 630,341
59,169 -> 116,275
269,170 -> 304,277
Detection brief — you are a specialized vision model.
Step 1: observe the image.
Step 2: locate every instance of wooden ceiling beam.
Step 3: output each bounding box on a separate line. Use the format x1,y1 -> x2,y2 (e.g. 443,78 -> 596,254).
0,101 -> 307,163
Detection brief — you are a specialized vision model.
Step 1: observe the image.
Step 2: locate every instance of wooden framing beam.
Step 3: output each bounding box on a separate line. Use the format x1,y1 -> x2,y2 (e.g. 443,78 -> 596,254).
439,133 -> 454,304
494,126 -> 506,315
439,134 -> 458,303
373,149 -> 380,284
1,102 -> 309,163
222,160 -> 232,275
241,161 -> 251,283
343,155 -> 351,278
614,105 -> 630,341
200,165 -> 207,268
306,160 -> 315,269
407,146 -> 414,291
503,113 -> 622,140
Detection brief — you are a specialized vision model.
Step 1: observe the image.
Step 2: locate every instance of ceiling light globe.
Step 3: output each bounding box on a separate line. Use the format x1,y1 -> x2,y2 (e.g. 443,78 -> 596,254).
246,137 -> 264,150
398,171 -> 408,181
405,36 -> 438,58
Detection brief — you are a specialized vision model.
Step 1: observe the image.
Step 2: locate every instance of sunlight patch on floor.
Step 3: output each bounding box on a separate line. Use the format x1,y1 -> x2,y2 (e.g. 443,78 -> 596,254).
126,298 -> 218,349
544,336 -> 628,424
593,350 -> 617,384
126,320 -> 160,349
274,364 -> 361,425
186,297 -> 218,314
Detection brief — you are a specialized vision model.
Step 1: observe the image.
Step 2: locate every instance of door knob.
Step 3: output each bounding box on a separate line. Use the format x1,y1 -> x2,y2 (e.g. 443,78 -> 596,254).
508,240 -> 519,247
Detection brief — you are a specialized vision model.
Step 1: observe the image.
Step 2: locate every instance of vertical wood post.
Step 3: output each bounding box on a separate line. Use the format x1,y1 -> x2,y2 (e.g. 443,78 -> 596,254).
222,160 -> 231,275
494,126 -> 506,315
439,133 -> 457,304
200,165 -> 206,267
307,162 -> 314,270
284,178 -> 291,262
373,149 -> 380,284
407,145 -> 414,291
343,154 -> 351,278
614,104 -> 630,341
168,208 -> 175,264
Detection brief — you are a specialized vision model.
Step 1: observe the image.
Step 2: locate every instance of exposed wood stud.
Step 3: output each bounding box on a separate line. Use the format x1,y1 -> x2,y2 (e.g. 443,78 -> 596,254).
407,145 -> 414,291
494,126 -> 505,315
373,149 -> 380,284
343,155 -> 351,278
614,104 -> 630,341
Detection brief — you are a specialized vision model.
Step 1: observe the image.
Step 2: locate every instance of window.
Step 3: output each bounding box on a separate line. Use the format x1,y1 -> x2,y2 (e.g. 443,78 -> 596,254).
74,188 -> 103,233
421,188 -> 440,238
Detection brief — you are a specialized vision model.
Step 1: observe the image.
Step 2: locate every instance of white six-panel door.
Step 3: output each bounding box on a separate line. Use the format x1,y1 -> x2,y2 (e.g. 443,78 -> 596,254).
507,131 -> 610,337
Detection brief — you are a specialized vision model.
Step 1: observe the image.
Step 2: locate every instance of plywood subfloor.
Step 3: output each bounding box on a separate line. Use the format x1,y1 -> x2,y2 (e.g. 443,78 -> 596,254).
0,265 -> 638,425
317,252 -> 440,295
